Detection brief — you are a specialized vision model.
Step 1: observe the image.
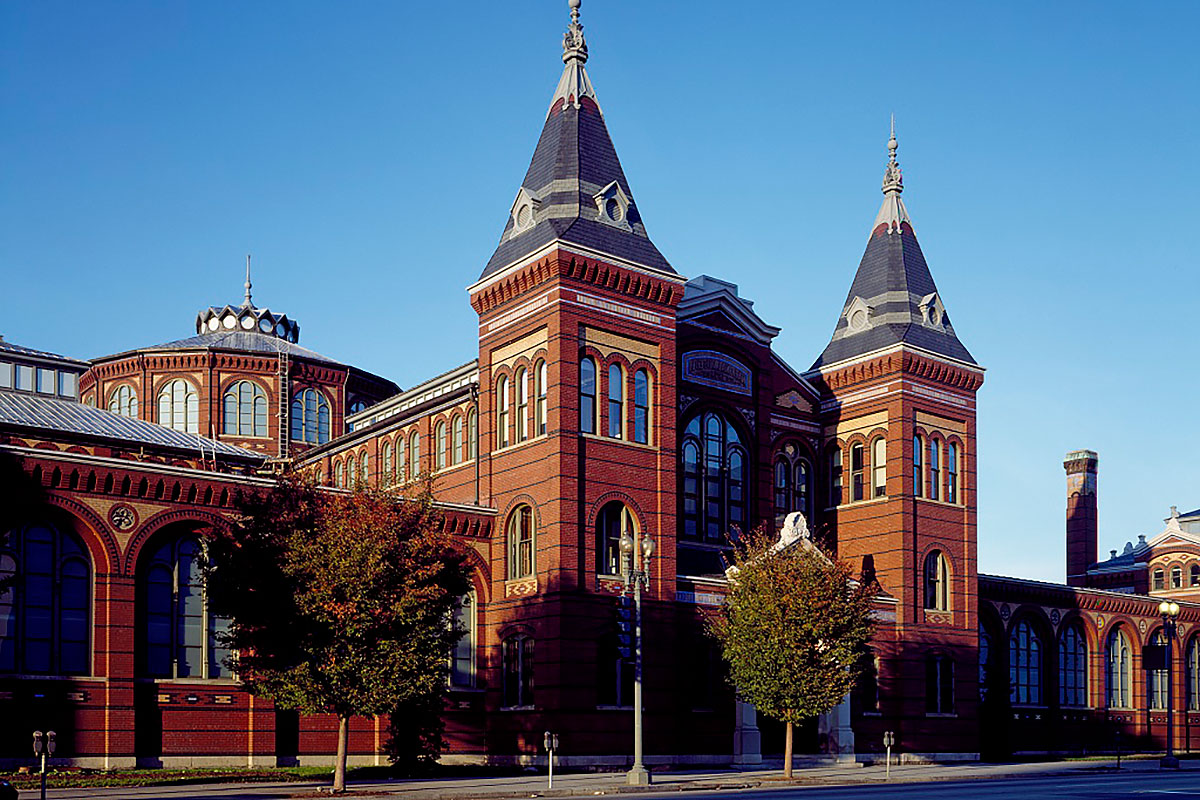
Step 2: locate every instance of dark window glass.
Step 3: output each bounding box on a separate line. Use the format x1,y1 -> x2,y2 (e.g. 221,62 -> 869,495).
925,655 -> 954,714
1149,630 -> 1169,710
929,438 -> 941,501
1009,619 -> 1042,705
829,447 -> 843,507
913,435 -> 923,497
633,369 -> 650,444
597,634 -> 634,707
679,412 -> 748,561
1059,623 -> 1087,707
515,368 -> 529,443
580,358 -> 596,434
502,636 -> 534,707
946,442 -> 958,503
1107,628 -> 1131,708
924,550 -> 948,611
507,506 -> 534,580
597,502 -> 632,576
607,364 -> 624,439
140,536 -> 228,679
450,592 -> 475,688
851,444 -> 865,502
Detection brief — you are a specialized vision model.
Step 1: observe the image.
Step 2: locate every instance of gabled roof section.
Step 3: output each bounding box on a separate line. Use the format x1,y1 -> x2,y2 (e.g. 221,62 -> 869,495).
478,1 -> 674,282
811,123 -> 976,370
679,276 -> 780,346
0,335 -> 90,369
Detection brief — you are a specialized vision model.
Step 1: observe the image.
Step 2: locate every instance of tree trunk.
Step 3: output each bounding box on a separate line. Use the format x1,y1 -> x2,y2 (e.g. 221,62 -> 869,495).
784,719 -> 794,779
333,715 -> 349,793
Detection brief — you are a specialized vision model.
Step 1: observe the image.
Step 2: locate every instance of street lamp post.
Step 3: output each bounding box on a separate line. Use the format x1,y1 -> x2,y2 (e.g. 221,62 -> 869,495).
1159,600 -> 1181,770
620,528 -> 655,786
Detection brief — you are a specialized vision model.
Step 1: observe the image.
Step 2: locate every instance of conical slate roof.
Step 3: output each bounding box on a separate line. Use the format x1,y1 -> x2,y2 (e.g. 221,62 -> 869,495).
478,2 -> 674,281
812,126 -> 975,370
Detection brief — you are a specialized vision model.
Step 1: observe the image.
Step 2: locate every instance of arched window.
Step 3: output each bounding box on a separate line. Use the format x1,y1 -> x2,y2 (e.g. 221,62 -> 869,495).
947,441 -> 959,503
0,522 -> 91,675
467,410 -> 478,460
452,416 -> 463,465
872,438 -> 887,498
633,369 -> 650,444
1059,623 -> 1087,707
507,505 -> 534,580
1106,627 -> 1132,708
1192,564 -> 1200,588
679,412 -> 748,547
829,446 -> 843,507
1172,566 -> 1183,589
396,437 -> 407,484
607,363 -> 624,439
1154,568 -> 1166,591
334,460 -> 344,488
436,421 -> 448,470
772,451 -> 812,525
925,654 -> 954,714
291,388 -> 331,444
496,376 -> 510,449
979,622 -> 992,702
850,443 -> 865,502
410,431 -> 421,477
222,381 -> 267,437
158,379 -> 199,434
913,434 -> 924,497
1009,619 -> 1042,705
502,635 -> 534,708
580,357 -> 596,434
928,437 -> 941,501
450,590 -> 476,688
108,384 -> 138,418
774,458 -> 790,520
360,452 -> 369,487
597,502 -> 635,576
794,460 -> 811,519
1188,637 -> 1200,711
515,367 -> 529,443
381,442 -> 392,486
141,536 -> 229,679
348,399 -> 367,416
1149,629 -> 1169,710
535,360 -> 548,436
924,550 -> 949,611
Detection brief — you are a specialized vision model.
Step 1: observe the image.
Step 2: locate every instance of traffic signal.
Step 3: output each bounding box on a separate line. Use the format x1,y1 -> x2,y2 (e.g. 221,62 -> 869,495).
615,594 -> 635,660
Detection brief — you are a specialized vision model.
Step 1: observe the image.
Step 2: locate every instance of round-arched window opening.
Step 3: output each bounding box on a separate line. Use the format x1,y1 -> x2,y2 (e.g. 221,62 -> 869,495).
606,198 -> 622,221
517,204 -> 531,227
850,309 -> 867,330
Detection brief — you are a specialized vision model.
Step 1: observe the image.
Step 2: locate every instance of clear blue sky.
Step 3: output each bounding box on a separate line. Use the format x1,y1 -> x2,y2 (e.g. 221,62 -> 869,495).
2,1 -> 1197,582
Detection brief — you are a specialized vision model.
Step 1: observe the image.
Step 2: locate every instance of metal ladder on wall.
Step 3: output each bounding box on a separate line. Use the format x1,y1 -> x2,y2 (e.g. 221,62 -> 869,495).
276,349 -> 290,464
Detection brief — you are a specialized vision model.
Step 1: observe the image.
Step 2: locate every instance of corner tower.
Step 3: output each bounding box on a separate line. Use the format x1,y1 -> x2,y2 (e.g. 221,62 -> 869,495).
805,124 -> 984,755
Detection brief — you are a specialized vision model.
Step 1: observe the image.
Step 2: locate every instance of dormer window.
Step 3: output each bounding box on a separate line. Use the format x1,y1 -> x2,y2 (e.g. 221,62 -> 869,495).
509,187 -> 541,235
845,296 -> 873,332
919,292 -> 947,329
593,181 -> 631,231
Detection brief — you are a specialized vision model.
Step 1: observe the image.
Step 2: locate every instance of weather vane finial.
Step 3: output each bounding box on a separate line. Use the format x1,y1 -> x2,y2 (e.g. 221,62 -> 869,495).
882,115 -> 903,195
563,0 -> 588,64
243,254 -> 253,307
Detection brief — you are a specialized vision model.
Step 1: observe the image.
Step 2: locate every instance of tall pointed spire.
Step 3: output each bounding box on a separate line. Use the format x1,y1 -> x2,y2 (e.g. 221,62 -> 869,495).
243,254 -> 254,308
477,0 -> 673,282
810,122 -> 975,370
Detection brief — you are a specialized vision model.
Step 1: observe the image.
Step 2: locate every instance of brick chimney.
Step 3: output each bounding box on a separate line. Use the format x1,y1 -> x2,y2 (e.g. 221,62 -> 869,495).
1065,450 -> 1099,587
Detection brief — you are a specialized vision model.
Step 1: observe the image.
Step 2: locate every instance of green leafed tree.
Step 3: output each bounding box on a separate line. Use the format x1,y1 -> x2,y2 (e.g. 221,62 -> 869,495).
708,516 -> 874,778
204,477 -> 470,793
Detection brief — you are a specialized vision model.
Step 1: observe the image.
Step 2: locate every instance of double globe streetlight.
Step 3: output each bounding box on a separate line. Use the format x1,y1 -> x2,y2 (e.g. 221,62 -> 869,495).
620,528 -> 655,786
1159,600 -> 1181,770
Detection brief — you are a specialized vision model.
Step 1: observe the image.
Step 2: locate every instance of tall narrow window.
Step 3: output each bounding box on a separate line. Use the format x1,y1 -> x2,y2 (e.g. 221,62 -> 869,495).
872,438 -> 887,497
1192,564 -> 1200,588
360,452 -> 369,486
436,421 -> 448,470
410,431 -> 421,477
515,367 -> 529,443
1059,623 -> 1087,707
507,505 -> 534,580
450,591 -> 476,688
924,550 -> 949,611
452,416 -> 463,465
157,379 -> 199,434
913,435 -> 924,497
979,623 -> 992,702
851,444 -> 865,502
1154,569 -> 1166,591
396,437 -> 407,484
794,460 -> 811,518
679,412 -> 747,553
925,655 -> 954,714
633,369 -> 650,444
929,438 -> 941,501
291,388 -> 330,444
0,522 -> 92,676
382,442 -> 393,486
334,460 -> 344,488
597,502 -> 634,576
829,447 -> 843,507
1009,619 -> 1042,705
467,410 -> 478,460
535,361 -> 548,436
598,634 -> 635,708
607,364 -> 624,439
1188,637 -> 1200,711
580,357 -> 596,434
1106,627 -> 1132,708
946,442 -> 959,503
502,635 -> 534,708
141,536 -> 228,679
1149,630 -> 1169,710
223,381 -> 267,436
108,384 -> 139,418
1173,566 -> 1183,589
774,458 -> 790,522
496,376 -> 510,448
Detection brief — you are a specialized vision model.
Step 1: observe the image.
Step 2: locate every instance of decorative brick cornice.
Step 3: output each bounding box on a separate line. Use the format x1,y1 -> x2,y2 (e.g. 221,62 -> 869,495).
470,250 -> 680,316
814,348 -> 984,393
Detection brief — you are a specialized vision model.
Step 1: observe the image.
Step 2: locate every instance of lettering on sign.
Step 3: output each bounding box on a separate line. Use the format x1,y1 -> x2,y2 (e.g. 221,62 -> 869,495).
682,350 -> 752,396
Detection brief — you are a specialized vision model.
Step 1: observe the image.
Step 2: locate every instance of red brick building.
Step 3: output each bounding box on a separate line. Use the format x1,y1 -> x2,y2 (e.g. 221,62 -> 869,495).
1,0 -> 1192,770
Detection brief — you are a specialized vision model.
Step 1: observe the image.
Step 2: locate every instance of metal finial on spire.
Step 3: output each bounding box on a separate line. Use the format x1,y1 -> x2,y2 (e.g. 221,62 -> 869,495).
563,0 -> 588,64
243,254 -> 253,307
882,116 -> 903,195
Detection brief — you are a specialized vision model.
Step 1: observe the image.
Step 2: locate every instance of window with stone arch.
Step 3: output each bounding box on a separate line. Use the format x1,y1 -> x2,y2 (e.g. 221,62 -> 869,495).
946,440 -> 960,504
924,550 -> 949,611
1106,626 -> 1132,708
139,533 -> 230,680
496,375 -> 510,449
580,356 -> 597,435
773,443 -> 812,526
928,436 -> 941,501
410,430 -> 421,477
381,441 -> 393,486
467,409 -> 478,460
679,411 -> 748,547
108,384 -> 138,418
0,520 -> 91,676
1149,629 -> 1169,710
291,388 -> 331,444
597,501 -> 636,577
607,363 -> 624,439
451,415 -> 464,465
334,459 -> 344,488
515,367 -> 529,443
507,505 -> 535,580
1188,636 -> 1200,711
396,436 -> 407,484
1059,621 -> 1087,707
158,379 -> 199,434
534,360 -> 548,437
1009,618 -> 1043,705
359,452 -> 369,487
913,434 -> 924,497
436,420 -> 448,471
223,380 -> 267,437
633,368 -> 650,444
871,437 -> 887,498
